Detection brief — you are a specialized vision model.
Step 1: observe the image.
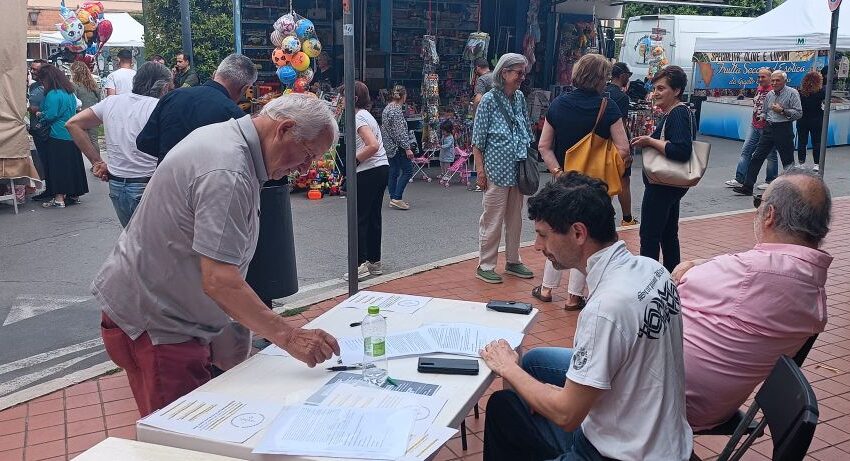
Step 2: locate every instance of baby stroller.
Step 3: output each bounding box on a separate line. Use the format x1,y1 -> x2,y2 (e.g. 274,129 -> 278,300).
439,146 -> 473,187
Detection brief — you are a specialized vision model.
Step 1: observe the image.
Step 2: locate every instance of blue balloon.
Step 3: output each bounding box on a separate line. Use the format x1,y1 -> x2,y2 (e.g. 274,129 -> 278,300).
86,43 -> 97,55
277,65 -> 297,85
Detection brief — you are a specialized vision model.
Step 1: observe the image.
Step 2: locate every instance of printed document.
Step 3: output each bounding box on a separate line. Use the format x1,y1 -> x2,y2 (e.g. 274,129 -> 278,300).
339,291 -> 433,314
138,392 -> 281,443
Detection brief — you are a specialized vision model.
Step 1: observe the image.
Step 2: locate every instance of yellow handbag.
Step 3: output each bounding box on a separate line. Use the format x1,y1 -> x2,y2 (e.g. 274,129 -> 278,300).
563,98 -> 625,197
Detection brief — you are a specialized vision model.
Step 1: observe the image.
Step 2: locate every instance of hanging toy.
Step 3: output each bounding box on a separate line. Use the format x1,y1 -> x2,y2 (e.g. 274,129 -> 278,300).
291,51 -> 310,72
292,77 -> 309,93
276,65 -> 297,85
298,68 -> 314,83
295,19 -> 316,40
274,13 -> 297,36
270,30 -> 284,48
96,19 -> 113,48
80,1 -> 104,21
281,35 -> 301,54
57,13 -> 85,44
271,48 -> 291,68
302,38 -> 322,58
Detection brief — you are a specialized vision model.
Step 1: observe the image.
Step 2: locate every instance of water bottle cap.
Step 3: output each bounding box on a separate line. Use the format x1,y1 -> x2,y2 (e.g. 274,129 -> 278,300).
368,305 -> 380,315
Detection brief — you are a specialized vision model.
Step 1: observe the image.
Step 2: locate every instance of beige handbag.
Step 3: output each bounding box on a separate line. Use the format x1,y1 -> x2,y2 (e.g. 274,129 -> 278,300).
642,104 -> 710,188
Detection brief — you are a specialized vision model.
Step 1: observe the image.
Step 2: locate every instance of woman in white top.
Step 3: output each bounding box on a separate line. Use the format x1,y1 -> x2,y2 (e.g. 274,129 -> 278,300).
345,81 -> 389,281
66,62 -> 173,227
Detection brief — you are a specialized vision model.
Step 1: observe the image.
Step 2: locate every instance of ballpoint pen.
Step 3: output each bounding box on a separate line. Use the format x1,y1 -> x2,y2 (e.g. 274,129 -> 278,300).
385,376 -> 399,386
326,365 -> 362,372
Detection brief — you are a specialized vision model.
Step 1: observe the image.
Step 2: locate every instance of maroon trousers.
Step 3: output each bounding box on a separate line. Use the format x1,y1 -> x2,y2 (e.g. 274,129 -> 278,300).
100,313 -> 211,416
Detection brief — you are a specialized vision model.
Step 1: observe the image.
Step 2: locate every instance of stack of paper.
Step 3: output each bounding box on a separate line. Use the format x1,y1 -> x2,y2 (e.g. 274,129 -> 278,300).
338,322 -> 525,365
338,291 -> 434,314
138,392 -> 282,444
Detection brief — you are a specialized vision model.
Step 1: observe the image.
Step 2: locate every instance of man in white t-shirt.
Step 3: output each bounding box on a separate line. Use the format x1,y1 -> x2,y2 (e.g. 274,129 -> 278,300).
104,49 -> 137,96
66,62 -> 173,226
480,172 -> 693,461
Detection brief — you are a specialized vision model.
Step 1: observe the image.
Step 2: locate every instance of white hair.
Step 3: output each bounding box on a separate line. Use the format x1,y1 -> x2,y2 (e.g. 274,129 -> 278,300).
492,53 -> 528,90
260,93 -> 339,144
216,54 -> 258,88
771,70 -> 788,81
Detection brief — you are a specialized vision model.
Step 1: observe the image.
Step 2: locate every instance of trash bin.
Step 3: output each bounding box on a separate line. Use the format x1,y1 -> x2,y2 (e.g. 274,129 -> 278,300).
245,178 -> 299,304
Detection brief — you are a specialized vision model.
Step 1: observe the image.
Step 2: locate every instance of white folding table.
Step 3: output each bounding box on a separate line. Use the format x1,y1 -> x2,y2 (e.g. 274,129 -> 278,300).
136,296 -> 538,460
73,437 -> 245,461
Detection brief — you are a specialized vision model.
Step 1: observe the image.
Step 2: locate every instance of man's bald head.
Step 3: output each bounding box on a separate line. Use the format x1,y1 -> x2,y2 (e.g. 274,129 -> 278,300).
760,167 -> 832,247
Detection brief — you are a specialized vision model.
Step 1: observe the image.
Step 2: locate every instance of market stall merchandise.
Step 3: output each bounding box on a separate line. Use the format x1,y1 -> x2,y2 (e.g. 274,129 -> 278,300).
693,0 -> 850,146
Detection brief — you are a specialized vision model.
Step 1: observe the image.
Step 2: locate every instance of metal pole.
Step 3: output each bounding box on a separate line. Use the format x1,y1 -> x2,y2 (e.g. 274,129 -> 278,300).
818,5 -> 839,178
179,0 -> 194,66
233,0 -> 243,54
343,0 -> 359,296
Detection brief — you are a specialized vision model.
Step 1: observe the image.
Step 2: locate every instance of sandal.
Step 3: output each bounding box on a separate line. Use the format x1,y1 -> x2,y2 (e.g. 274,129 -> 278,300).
531,286 -> 553,303
42,199 -> 65,208
565,297 -> 586,312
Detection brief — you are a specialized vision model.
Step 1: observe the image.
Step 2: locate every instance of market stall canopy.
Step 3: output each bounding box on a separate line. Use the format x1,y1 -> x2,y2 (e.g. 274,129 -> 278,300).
39,12 -> 143,48
694,0 -> 850,52
555,0 -> 622,18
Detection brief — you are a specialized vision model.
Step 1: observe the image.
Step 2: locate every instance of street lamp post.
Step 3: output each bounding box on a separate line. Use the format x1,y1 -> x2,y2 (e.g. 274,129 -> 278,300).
819,3 -> 841,177
179,0 -> 194,65
342,0 -> 359,296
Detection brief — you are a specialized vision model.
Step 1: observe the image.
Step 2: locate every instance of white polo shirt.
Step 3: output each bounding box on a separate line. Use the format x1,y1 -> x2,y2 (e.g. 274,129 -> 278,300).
566,241 -> 693,461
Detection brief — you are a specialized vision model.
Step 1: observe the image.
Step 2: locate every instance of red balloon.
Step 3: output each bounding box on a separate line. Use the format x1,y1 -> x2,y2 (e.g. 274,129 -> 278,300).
96,19 -> 113,46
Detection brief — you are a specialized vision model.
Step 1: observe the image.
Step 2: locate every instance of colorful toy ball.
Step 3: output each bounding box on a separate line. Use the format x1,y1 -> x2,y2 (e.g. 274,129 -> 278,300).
295,19 -> 316,40
291,52 -> 310,72
292,77 -> 309,93
281,35 -> 301,54
302,38 -> 322,58
271,48 -> 291,68
270,30 -> 284,47
274,13 -> 297,36
298,68 -> 314,83
276,65 -> 297,85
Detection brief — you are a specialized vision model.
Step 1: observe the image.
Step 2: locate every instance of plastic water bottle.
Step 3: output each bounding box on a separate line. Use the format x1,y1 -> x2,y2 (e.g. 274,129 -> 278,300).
362,305 -> 388,385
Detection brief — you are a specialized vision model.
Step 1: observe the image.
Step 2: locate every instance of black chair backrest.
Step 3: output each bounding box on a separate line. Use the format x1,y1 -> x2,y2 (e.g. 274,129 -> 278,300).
755,355 -> 818,461
792,334 -> 818,367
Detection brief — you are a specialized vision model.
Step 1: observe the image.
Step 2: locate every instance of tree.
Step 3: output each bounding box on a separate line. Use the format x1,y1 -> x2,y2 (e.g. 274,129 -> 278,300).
624,0 -> 785,19
143,0 -> 234,80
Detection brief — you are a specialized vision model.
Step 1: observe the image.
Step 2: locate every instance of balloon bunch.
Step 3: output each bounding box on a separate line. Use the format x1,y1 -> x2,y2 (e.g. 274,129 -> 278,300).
270,12 -> 321,92
56,1 -> 113,69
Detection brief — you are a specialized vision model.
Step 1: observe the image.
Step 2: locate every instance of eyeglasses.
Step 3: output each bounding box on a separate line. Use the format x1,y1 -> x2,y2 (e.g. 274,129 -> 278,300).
505,68 -> 527,77
293,137 -> 320,172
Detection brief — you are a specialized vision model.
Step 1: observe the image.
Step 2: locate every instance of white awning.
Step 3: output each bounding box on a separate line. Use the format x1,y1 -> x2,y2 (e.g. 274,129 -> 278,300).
39,12 -> 144,48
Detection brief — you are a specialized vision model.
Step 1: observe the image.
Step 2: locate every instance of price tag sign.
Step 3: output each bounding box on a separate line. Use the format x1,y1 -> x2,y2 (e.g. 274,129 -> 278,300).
828,0 -> 841,12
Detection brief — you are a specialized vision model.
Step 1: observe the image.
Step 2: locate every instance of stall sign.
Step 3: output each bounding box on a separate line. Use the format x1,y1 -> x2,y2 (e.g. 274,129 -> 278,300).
693,51 -> 827,89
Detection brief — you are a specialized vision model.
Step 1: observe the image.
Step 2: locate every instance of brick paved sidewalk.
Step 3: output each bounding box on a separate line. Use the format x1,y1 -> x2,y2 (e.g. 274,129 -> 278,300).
1,199 -> 849,461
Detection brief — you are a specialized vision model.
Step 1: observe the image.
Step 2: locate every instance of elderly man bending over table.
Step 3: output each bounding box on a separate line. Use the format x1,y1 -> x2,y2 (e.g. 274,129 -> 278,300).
479,172 -> 693,461
92,94 -> 340,416
675,166 -> 832,431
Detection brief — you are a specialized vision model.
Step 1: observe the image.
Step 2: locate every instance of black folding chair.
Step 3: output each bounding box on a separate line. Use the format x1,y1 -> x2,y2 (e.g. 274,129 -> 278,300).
693,334 -> 818,458
717,355 -> 818,461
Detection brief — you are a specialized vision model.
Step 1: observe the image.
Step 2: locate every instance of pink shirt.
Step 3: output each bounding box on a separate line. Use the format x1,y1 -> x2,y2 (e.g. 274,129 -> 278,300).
680,243 -> 832,431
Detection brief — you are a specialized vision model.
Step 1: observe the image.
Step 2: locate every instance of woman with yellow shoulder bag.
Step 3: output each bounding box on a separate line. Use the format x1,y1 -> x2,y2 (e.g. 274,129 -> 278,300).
533,54 -> 630,311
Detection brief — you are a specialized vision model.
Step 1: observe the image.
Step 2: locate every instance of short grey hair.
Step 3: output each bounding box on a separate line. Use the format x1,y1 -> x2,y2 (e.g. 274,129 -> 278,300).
771,70 -> 788,81
132,62 -> 172,97
260,93 -> 339,145
762,166 -> 832,246
216,54 -> 258,88
492,53 -> 528,90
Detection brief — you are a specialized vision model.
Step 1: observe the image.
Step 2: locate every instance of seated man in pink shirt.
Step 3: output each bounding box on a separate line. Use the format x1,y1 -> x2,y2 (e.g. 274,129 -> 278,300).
672,167 -> 832,431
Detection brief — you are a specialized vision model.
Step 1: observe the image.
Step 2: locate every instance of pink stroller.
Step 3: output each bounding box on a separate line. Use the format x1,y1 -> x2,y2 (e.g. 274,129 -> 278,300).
439,146 -> 473,187
410,147 -> 436,183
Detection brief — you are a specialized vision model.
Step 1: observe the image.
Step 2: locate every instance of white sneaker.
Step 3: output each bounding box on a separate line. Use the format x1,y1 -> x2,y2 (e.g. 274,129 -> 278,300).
813,164 -> 820,172
725,179 -> 742,188
756,183 -> 769,190
343,262 -> 371,281
366,261 -> 383,275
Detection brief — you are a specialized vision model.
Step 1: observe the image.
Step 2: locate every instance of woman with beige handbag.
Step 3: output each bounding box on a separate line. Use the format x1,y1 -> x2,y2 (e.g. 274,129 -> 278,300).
533,54 -> 630,310
631,66 -> 701,272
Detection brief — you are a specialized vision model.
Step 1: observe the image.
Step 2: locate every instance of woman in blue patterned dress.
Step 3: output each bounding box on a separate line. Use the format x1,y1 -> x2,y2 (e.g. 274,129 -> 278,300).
472,53 -> 535,284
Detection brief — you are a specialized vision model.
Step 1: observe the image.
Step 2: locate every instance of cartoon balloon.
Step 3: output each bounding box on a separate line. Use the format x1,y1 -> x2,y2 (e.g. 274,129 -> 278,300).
81,1 -> 104,20
298,68 -> 314,83
291,52 -> 310,72
86,43 -> 97,55
295,19 -> 315,40
76,9 -> 92,24
276,65 -> 297,85
274,13 -> 297,36
281,35 -> 301,54
270,30 -> 284,47
271,48 -> 291,68
96,19 -> 113,46
302,38 -> 322,58
83,20 -> 97,44
57,14 -> 85,43
292,77 -> 309,93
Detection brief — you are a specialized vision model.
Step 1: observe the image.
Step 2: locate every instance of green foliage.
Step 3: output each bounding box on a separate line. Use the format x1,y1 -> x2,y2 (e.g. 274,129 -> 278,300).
143,0 -> 235,80
624,0 -> 785,20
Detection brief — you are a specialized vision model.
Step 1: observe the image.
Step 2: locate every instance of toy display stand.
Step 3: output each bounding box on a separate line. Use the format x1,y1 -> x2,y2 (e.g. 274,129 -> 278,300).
288,91 -> 345,199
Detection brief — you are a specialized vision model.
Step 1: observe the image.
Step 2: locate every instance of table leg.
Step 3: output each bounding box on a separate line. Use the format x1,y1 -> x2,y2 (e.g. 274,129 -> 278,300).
460,420 -> 468,451
474,403 -> 479,419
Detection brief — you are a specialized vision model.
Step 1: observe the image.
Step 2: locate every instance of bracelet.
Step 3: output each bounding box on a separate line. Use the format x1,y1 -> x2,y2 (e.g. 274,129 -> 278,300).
551,168 -> 563,177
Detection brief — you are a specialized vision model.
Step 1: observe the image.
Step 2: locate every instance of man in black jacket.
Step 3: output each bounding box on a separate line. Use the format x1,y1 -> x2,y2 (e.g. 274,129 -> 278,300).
605,62 -> 637,226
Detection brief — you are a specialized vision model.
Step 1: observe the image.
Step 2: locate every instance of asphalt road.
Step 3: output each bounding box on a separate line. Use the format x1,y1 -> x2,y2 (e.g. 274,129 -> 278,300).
1,135 -> 848,405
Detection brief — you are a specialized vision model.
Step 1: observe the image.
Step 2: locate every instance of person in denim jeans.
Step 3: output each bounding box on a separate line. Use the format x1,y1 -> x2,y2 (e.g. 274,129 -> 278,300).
726,68 -> 779,190
381,85 -> 414,210
67,62 -> 174,226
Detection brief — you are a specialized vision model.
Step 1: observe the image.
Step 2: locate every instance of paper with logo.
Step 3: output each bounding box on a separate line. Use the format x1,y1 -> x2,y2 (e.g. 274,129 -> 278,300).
138,392 -> 282,443
339,290 -> 434,314
312,371 -> 441,398
252,405 -> 416,459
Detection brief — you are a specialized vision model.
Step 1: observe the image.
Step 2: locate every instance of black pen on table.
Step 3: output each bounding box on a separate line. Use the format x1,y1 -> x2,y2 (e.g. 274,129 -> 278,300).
349,321 -> 362,327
